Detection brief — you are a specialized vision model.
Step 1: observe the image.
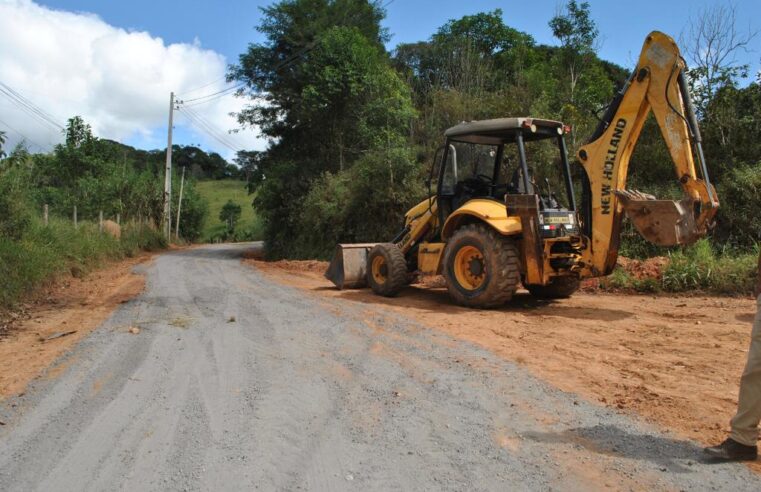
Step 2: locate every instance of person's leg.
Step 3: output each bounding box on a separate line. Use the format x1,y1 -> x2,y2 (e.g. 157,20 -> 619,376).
730,296 -> 761,446
705,296 -> 761,460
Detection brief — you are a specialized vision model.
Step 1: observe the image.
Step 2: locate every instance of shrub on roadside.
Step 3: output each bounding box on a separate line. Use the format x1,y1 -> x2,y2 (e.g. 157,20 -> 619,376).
662,239 -> 757,295
0,166 -> 32,240
294,147 -> 425,259
0,217 -> 166,309
600,239 -> 757,295
714,163 -> 761,249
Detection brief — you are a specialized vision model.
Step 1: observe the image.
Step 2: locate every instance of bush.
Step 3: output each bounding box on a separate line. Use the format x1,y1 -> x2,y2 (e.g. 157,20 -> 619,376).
0,167 -> 32,240
0,217 -> 166,309
293,147 -> 425,259
175,182 -> 208,242
661,239 -> 757,295
714,163 -> 761,249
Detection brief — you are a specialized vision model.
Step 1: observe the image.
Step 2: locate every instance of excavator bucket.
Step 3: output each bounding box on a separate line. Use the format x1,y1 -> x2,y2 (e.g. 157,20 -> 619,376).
324,243 -> 378,289
616,190 -> 700,246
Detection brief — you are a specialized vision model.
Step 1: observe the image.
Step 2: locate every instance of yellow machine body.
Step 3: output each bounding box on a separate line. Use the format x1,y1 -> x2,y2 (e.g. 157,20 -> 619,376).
326,31 -> 719,303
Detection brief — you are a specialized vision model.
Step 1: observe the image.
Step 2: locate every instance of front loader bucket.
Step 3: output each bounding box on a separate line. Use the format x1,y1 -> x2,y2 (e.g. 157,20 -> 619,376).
324,243 -> 378,289
616,190 -> 700,246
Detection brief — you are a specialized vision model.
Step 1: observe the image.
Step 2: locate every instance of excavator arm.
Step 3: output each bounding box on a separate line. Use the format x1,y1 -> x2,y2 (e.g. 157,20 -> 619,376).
576,31 -> 719,277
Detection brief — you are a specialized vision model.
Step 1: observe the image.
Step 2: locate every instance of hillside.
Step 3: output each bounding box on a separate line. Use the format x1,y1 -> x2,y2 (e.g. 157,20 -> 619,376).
195,180 -> 262,242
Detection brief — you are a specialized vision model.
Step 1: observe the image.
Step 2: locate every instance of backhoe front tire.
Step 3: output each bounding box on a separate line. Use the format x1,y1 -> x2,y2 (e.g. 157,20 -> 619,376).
367,243 -> 408,297
443,224 -> 521,308
525,277 -> 580,299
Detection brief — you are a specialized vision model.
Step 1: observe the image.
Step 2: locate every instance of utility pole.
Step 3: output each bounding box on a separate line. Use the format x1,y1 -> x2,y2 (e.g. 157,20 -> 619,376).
175,166 -> 186,241
163,91 -> 175,241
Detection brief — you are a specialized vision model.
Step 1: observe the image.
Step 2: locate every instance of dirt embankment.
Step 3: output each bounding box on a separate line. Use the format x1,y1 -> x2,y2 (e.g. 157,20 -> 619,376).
0,254 -> 152,400
248,257 -> 758,453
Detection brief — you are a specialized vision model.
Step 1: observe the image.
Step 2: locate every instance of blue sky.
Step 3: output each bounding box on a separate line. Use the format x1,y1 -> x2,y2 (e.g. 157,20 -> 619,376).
11,0 -> 761,157
38,0 -> 761,69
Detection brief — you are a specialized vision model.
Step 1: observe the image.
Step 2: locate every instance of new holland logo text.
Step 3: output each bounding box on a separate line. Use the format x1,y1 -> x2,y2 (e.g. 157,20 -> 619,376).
601,118 -> 626,214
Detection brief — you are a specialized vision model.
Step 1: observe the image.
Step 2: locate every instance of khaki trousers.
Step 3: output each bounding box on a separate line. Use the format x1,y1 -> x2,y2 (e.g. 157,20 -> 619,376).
730,295 -> 761,446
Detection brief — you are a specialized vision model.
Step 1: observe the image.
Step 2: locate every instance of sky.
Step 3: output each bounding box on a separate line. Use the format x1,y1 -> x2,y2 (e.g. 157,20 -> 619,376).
1,0 -> 759,160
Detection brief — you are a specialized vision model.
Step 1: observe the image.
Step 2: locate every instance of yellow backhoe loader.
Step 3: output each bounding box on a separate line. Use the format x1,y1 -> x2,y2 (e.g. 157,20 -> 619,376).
325,31 -> 719,308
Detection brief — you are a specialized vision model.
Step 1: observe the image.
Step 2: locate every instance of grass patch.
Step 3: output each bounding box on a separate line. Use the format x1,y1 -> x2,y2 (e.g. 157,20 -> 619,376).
662,240 -> 757,295
0,217 -> 165,309
195,180 -> 262,242
604,239 -> 757,295
605,268 -> 662,293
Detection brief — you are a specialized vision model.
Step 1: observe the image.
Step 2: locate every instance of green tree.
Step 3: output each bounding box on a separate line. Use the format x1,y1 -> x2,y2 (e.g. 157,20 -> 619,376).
231,0 -> 388,139
219,199 -> 242,232
548,1 -> 614,147
549,0 -> 599,103
64,116 -> 94,149
0,130 -> 6,159
231,0 -> 415,258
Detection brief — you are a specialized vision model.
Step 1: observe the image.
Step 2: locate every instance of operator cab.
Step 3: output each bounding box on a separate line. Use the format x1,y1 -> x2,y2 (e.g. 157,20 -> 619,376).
432,117 -> 578,239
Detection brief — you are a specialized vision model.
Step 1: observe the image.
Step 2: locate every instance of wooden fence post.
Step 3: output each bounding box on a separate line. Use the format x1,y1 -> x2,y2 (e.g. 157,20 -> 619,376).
116,213 -> 121,226
73,206 -> 78,230
43,204 -> 48,226
99,211 -> 104,232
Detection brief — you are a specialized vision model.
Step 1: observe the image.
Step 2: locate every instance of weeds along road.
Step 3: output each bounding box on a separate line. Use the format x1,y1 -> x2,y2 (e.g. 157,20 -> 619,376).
0,243 -> 759,491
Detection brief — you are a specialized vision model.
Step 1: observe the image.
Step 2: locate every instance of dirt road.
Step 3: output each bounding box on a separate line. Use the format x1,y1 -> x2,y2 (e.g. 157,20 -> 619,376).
1,243 -> 759,490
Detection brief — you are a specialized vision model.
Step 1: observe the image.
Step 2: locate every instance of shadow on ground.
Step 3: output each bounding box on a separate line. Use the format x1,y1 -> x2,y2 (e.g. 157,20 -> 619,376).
329,284 -> 632,322
523,424 -> 721,473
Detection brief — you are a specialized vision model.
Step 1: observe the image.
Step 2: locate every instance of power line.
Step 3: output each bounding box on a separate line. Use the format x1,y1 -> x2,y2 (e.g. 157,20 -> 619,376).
177,106 -> 242,154
177,76 -> 229,96
180,83 -> 246,104
0,117 -> 53,152
0,81 -> 64,132
0,82 -> 62,128
183,109 -> 242,153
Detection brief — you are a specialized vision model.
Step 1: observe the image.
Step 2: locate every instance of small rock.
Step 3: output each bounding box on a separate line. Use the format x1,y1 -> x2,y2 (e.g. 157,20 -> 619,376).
128,327 -> 141,335
228,316 -> 236,323
345,474 -> 354,481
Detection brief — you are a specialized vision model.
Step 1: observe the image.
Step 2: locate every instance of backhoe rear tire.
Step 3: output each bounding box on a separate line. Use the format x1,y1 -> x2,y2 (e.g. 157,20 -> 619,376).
525,277 -> 580,299
367,243 -> 408,297
443,224 -> 521,308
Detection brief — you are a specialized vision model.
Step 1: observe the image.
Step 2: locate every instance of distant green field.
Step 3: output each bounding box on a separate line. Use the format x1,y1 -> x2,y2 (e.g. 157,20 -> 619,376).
195,180 -> 262,242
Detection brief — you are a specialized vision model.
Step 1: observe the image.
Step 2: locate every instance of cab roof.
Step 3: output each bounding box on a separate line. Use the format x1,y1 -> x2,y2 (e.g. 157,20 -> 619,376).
444,117 -> 565,145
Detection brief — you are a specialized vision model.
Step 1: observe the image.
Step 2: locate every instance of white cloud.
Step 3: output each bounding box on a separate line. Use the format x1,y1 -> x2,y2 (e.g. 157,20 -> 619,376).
0,0 -> 263,159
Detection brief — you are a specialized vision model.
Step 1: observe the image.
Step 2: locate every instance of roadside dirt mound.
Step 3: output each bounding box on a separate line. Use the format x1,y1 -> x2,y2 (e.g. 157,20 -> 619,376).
249,258 -> 759,459
617,256 -> 669,280
262,259 -> 329,275
581,256 -> 669,291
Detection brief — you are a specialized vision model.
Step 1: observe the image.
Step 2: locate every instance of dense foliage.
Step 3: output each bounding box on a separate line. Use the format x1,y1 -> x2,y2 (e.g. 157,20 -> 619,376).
0,117 -> 208,241
232,0 -> 759,263
231,0 -> 417,257
0,116 -> 212,308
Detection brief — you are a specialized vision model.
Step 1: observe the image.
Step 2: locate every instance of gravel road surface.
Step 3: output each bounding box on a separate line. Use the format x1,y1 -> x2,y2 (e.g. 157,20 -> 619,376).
1,243 -> 759,491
